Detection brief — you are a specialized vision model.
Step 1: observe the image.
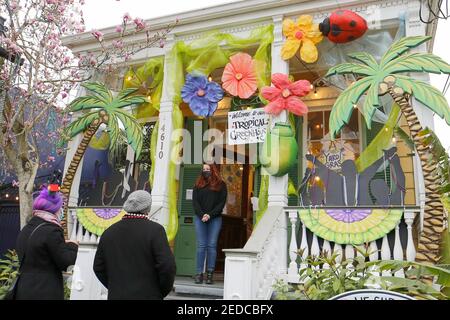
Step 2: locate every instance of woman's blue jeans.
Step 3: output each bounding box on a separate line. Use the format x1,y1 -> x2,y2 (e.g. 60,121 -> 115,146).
194,215 -> 222,274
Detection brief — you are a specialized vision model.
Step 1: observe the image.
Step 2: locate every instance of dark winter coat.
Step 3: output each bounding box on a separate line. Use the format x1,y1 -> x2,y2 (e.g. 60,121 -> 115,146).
15,216 -> 78,300
193,181 -> 228,219
93,218 -> 176,300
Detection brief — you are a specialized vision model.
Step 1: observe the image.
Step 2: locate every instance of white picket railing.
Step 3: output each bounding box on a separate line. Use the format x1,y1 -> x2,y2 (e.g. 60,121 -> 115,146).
286,206 -> 420,282
223,205 -> 420,299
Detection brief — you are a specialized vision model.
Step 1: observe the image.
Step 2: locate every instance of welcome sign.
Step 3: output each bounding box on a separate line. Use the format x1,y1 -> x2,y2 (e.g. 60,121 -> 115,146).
228,108 -> 269,145
330,289 -> 415,300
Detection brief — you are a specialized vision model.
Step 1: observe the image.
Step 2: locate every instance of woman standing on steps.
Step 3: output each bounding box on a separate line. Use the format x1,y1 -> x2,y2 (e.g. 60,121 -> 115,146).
192,163 -> 227,285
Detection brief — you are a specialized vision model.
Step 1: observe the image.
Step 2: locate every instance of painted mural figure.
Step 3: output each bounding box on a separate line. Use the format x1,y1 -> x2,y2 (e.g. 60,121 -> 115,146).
300,147 -> 405,206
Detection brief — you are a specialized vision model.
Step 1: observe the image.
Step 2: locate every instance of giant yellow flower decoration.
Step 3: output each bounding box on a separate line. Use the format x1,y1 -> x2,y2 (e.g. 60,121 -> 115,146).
281,15 -> 323,63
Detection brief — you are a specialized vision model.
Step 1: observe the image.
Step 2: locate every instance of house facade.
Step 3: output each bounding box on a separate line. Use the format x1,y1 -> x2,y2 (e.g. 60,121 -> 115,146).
62,0 -> 443,300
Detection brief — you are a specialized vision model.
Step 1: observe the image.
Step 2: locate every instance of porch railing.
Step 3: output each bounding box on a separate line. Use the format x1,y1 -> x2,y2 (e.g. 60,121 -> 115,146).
223,205 -> 420,300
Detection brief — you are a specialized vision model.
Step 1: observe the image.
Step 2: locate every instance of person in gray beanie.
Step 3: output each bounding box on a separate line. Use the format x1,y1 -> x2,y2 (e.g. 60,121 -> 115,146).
93,190 -> 176,300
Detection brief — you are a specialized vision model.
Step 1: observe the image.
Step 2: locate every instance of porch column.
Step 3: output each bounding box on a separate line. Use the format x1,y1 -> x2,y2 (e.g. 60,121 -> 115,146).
267,15 -> 289,207
405,1 -> 434,229
150,35 -> 176,229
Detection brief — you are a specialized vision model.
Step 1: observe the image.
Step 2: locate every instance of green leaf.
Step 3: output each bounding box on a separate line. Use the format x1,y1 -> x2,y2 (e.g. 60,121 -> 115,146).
114,110 -> 143,158
106,113 -> 120,154
361,82 -> 382,130
380,36 -> 431,67
81,82 -> 113,104
63,111 -> 99,140
328,76 -> 373,139
347,52 -> 379,70
325,63 -> 375,77
385,52 -> 450,75
395,126 -> 415,150
394,76 -> 450,126
69,96 -> 105,112
112,95 -> 147,110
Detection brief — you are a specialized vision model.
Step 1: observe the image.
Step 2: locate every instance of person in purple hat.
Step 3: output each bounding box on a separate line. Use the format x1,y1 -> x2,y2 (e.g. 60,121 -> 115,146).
12,185 -> 79,300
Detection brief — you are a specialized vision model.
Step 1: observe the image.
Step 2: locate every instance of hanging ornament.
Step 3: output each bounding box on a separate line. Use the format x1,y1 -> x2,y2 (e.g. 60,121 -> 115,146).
261,73 -> 311,116
222,52 -> 258,99
319,9 -> 368,44
260,123 -> 298,177
181,73 -> 224,117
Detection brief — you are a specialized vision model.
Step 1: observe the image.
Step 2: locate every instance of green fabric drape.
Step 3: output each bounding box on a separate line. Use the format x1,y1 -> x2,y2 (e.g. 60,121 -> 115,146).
163,25 -> 274,240
355,103 -> 400,173
123,57 -> 164,118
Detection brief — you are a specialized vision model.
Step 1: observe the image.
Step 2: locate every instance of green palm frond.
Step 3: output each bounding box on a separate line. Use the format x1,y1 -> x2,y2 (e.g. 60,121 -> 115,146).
325,63 -> 375,77
115,87 -> 140,101
380,36 -> 431,67
69,96 -> 106,112
106,113 -> 120,154
63,111 -> 99,139
109,94 -> 147,110
384,52 -> 450,74
394,75 -> 450,125
361,82 -> 382,130
329,76 -> 374,138
347,52 -> 379,70
81,82 -> 113,104
114,109 -> 143,158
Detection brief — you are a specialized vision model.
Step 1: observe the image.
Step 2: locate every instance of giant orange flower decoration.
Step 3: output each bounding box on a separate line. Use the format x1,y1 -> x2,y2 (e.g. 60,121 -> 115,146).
261,73 -> 311,116
281,15 -> 323,63
221,52 -> 258,99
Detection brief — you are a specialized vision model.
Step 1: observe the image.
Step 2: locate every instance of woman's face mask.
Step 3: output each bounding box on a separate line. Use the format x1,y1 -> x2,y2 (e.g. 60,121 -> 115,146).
202,170 -> 211,178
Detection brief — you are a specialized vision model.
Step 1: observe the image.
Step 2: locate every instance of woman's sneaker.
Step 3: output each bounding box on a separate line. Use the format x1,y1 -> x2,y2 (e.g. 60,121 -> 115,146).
194,273 -> 203,284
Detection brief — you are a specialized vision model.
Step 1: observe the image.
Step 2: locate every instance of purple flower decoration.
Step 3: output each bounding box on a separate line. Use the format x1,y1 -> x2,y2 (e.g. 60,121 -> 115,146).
181,73 -> 224,117
326,209 -> 371,223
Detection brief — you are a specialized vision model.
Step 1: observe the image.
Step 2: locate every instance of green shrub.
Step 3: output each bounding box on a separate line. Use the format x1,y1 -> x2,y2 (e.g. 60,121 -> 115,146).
0,250 -> 20,300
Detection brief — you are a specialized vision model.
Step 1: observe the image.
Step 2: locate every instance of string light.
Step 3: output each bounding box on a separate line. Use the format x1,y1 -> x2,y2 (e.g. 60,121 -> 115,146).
385,128 -> 389,132
15,196 -> 19,201
314,176 -> 321,182
310,84 -> 314,90
127,76 -> 132,81
314,87 -> 318,96
5,194 -> 9,198
208,76 -> 212,82
392,137 -> 397,143
353,104 -> 357,109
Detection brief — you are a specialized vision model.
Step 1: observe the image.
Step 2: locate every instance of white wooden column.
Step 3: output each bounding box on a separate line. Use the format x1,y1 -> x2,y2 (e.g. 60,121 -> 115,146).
267,15 -> 289,207
150,35 -> 175,229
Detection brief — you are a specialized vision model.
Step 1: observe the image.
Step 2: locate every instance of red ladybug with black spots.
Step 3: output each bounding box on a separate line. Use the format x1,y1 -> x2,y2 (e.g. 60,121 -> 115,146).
319,9 -> 368,44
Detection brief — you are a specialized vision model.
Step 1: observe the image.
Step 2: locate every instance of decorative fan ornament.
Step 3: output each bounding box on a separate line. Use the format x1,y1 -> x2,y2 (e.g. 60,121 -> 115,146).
298,208 -> 403,244
76,208 -> 126,236
181,73 -> 224,117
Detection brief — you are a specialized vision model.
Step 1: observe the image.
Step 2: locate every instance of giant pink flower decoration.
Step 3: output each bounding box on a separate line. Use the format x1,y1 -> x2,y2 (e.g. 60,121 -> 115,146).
261,73 -> 311,116
221,52 -> 258,99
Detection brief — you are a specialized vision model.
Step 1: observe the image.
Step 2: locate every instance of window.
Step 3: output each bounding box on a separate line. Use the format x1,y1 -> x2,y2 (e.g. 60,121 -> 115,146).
306,109 -> 360,173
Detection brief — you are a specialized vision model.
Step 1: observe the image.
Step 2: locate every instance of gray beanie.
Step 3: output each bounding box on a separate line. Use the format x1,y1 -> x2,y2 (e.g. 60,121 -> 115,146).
123,190 -> 152,214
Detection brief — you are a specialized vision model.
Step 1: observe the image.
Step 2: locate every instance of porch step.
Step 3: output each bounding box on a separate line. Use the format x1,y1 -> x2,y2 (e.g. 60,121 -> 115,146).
167,277 -> 224,300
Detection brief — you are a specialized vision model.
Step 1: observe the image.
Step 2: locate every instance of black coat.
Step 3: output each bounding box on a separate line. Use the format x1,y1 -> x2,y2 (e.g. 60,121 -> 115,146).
93,218 -> 176,300
15,216 -> 78,300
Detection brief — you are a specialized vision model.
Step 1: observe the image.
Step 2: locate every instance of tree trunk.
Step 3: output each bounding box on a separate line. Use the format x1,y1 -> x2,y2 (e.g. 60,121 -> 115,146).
17,171 -> 34,229
389,87 -> 444,264
60,118 -> 102,238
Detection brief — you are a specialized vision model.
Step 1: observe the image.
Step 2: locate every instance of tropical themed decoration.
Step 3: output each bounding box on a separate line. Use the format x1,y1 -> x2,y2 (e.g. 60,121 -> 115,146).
221,52 -> 258,99
181,73 -> 224,117
123,57 -> 164,119
299,208 -> 403,244
59,82 -> 146,236
260,123 -> 298,177
281,15 -> 323,63
75,208 -> 126,236
319,9 -> 368,44
325,36 -> 450,263
261,73 -> 311,116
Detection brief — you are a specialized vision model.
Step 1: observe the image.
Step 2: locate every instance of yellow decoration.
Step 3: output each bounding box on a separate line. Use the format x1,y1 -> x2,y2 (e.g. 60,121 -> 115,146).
281,15 -> 323,63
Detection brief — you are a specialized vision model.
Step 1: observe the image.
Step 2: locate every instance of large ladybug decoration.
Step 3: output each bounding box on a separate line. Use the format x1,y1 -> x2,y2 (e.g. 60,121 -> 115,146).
319,9 -> 368,44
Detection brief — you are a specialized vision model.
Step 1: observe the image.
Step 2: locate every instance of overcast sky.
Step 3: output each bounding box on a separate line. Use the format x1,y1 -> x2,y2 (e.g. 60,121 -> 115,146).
83,0 -> 450,149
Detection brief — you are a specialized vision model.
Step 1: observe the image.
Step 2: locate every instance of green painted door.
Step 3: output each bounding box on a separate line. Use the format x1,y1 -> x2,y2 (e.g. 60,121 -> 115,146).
174,164 -> 201,276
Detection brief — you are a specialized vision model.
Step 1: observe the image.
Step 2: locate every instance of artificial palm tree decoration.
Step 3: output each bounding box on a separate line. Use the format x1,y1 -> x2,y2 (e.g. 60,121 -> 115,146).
326,36 -> 450,264
59,82 -> 146,236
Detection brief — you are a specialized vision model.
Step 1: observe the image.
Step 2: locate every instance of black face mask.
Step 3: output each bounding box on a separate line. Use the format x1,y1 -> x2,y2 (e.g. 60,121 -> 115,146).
202,171 -> 211,178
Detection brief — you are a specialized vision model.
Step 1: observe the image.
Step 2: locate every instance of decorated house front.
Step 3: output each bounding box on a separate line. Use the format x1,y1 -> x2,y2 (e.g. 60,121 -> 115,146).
62,0 -> 449,300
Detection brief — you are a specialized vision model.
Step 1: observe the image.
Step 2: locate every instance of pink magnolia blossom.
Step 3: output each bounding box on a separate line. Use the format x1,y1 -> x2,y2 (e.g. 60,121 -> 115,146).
133,18 -> 146,31
112,40 -> 124,49
91,30 -> 104,42
115,25 -> 123,33
123,12 -> 132,22
261,73 -> 311,116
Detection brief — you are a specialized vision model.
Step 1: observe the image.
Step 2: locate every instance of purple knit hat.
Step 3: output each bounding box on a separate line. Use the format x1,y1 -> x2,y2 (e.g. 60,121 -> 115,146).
32,186 -> 63,214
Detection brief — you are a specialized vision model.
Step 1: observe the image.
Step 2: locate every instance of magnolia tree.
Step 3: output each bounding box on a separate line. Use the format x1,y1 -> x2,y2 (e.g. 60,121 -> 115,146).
0,0 -> 175,228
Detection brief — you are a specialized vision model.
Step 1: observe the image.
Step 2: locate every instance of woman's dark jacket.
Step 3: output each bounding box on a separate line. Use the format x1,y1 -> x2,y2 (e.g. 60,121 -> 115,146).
93,218 -> 176,300
15,216 -> 78,300
193,181 -> 228,219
